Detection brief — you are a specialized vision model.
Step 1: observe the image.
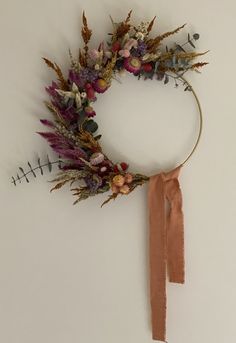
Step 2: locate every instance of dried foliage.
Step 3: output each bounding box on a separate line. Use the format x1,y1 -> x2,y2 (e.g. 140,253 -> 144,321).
44,101 -> 67,125
13,12 -> 208,205
147,16 -> 157,34
50,169 -> 88,192
12,156 -> 62,185
81,11 -> 92,53
42,58 -> 68,90
79,48 -> 87,67
190,62 -> 209,69
78,128 -> 102,151
147,24 -> 186,52
115,10 -> 133,39
101,193 -> 118,207
101,52 -> 117,83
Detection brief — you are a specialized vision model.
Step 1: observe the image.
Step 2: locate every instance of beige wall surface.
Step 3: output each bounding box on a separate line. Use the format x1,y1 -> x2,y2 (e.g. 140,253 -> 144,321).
0,0 -> 235,342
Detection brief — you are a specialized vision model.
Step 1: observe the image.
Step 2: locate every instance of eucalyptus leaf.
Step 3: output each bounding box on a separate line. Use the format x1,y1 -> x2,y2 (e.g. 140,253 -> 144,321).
175,44 -> 186,52
188,39 -> 196,48
164,75 -> 169,84
83,119 -> 98,133
193,33 -> 200,40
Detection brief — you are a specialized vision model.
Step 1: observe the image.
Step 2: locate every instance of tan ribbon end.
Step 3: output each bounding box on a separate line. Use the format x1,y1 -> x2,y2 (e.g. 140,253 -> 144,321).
149,167 -> 185,341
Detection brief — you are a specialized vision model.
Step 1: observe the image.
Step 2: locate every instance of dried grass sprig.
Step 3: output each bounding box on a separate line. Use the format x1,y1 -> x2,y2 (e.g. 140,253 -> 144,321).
116,10 -> 133,39
78,128 -> 102,151
190,62 -> 209,69
42,58 -> 68,90
125,10 -> 132,23
81,11 -> 92,54
79,48 -> 87,67
102,52 -> 117,83
147,16 -> 157,34
50,169 -> 88,192
147,24 -> 186,52
44,101 -> 67,126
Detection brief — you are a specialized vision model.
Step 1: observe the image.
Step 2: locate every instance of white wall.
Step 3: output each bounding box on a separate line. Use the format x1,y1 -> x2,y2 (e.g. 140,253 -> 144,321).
0,0 -> 235,342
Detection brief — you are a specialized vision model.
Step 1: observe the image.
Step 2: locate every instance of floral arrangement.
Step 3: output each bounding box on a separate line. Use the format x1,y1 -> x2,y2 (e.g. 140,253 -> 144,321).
12,11 -> 207,205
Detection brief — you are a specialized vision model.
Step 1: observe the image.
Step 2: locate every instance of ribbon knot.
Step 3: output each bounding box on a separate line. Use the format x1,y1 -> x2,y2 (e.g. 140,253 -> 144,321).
148,166 -> 185,341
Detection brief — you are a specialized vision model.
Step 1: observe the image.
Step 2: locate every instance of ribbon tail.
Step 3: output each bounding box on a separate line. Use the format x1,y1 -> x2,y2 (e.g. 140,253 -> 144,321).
165,172 -> 185,284
148,174 -> 167,342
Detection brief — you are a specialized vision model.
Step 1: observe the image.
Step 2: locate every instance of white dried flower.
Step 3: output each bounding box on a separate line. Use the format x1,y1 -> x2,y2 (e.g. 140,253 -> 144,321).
135,32 -> 145,40
56,83 -> 82,108
137,21 -> 149,34
80,92 -> 87,99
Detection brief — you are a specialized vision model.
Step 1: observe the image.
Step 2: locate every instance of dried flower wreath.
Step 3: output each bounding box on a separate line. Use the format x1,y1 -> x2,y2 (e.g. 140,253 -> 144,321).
12,11 -> 207,206
12,11 -> 208,342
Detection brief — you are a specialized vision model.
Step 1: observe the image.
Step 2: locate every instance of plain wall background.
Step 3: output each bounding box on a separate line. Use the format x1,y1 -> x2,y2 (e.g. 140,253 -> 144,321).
0,0 -> 235,342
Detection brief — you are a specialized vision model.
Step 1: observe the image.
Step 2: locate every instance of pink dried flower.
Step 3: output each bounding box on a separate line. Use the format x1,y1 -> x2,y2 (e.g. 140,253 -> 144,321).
119,49 -> 130,58
89,49 -> 100,60
124,57 -> 141,74
84,106 -> 96,117
124,38 -> 138,50
93,78 -> 109,93
90,152 -> 105,165
85,83 -> 96,101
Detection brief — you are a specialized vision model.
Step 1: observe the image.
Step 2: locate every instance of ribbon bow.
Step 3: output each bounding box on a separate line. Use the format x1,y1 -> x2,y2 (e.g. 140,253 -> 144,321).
148,165 -> 185,341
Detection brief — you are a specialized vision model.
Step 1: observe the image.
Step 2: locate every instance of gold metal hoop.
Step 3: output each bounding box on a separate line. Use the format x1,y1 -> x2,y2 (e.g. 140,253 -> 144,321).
177,76 -> 203,168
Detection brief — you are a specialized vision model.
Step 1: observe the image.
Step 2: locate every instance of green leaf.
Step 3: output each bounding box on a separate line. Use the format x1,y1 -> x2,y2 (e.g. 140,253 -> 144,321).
83,119 -> 98,133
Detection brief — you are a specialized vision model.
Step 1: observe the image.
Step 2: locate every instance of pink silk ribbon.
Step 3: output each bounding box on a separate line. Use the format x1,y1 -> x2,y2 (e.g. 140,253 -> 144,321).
148,165 -> 185,341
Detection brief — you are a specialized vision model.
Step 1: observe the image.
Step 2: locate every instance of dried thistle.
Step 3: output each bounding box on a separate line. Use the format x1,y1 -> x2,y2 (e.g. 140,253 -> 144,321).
42,58 -> 68,90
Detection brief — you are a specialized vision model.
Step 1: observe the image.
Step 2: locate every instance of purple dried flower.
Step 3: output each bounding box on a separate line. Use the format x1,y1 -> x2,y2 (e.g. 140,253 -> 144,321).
68,70 -> 81,86
40,119 -> 55,128
37,131 -> 88,162
51,100 -> 78,122
133,40 -> 147,57
85,174 -> 103,192
72,68 -> 99,87
46,81 -> 60,98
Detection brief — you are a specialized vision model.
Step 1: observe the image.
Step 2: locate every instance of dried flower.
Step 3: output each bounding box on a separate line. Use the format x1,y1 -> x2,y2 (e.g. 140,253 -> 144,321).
90,152 -> 105,165
119,49 -> 130,58
112,175 -> 125,187
85,83 -> 96,101
124,56 -> 141,74
19,12 -> 207,206
89,49 -> 100,60
119,184 -> 130,194
112,41 -> 121,52
93,78 -> 109,93
142,63 -> 153,72
84,106 -> 96,117
114,162 -> 129,173
125,173 -> 133,184
56,83 -> 82,108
